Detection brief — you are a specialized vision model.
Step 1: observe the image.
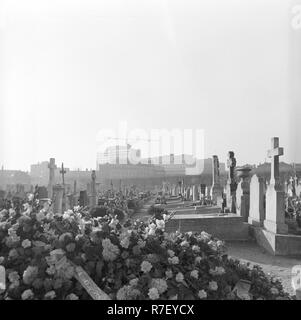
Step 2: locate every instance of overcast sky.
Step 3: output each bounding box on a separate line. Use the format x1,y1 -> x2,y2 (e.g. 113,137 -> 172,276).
0,0 -> 300,171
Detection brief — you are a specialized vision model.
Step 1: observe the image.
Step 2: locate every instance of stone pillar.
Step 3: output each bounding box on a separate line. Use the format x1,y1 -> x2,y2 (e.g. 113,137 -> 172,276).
235,167 -> 252,222
53,185 -> 64,214
73,180 -> 78,206
48,158 -> 56,199
210,155 -> 223,205
225,151 -> 238,213
186,187 -> 191,200
263,137 -> 288,234
248,174 -> 266,226
192,185 -> 199,202
90,170 -> 97,207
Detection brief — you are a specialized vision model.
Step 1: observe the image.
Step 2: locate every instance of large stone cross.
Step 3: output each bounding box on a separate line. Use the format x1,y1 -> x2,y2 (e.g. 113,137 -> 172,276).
60,163 -> 67,186
267,137 -> 283,186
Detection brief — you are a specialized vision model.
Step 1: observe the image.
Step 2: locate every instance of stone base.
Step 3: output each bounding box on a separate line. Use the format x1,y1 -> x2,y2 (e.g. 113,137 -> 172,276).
165,213 -> 250,241
251,226 -> 301,256
263,219 -> 288,234
248,217 -> 263,227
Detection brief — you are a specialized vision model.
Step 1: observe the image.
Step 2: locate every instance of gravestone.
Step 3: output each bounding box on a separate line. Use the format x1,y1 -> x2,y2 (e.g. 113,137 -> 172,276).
248,174 -> 266,226
73,180 -> 78,206
16,184 -> 26,199
186,187 -> 191,200
0,190 -> 5,199
296,182 -> 301,198
263,137 -> 288,234
287,177 -> 295,197
210,155 -> 223,206
48,158 -> 56,199
79,190 -> 88,207
171,185 -> 176,196
37,186 -> 48,199
200,184 -> 206,196
192,185 -> 199,202
52,185 -> 64,214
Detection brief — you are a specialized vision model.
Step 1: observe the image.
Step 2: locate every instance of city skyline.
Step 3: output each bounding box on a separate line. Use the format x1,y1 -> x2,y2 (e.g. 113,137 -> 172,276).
1,0 -> 300,171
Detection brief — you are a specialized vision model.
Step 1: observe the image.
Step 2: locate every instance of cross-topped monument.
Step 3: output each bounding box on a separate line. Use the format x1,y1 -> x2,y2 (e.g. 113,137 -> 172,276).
264,137 -> 288,234
267,137 -> 284,186
60,163 -> 67,186
48,158 -> 57,199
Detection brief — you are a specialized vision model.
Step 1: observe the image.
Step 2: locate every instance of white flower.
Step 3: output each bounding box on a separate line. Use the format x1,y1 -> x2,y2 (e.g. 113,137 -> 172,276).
192,245 -> 200,253
168,256 -> 179,265
102,238 -> 120,261
27,193 -> 34,201
209,266 -> 225,276
167,249 -> 175,257
21,289 -> 34,300
22,239 -> 31,248
209,281 -> 218,291
66,293 -> 79,300
270,287 -> 279,295
0,256 -> 4,264
165,269 -> 173,279
198,290 -> 207,299
195,256 -> 202,264
180,240 -> 189,248
155,219 -> 165,230
36,211 -> 45,222
129,278 -> 139,287
151,278 -> 168,294
8,271 -> 20,283
44,290 -> 56,300
141,261 -> 152,273
190,270 -> 199,279
148,287 -> 160,300
120,237 -> 130,249
175,272 -> 184,283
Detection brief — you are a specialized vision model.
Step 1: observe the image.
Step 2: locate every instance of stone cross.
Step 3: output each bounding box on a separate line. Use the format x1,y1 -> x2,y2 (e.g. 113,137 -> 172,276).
264,137 -> 288,234
60,163 -> 67,186
267,137 -> 283,186
48,158 -> 56,199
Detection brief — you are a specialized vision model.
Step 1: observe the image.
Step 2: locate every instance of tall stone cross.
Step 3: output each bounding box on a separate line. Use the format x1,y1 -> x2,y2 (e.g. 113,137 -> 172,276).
267,137 -> 283,186
60,163 -> 67,186
48,158 -> 56,199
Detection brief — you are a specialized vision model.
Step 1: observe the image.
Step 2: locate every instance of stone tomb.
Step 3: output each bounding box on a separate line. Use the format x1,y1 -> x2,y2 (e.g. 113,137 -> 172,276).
250,137 -> 301,255
165,213 -> 249,241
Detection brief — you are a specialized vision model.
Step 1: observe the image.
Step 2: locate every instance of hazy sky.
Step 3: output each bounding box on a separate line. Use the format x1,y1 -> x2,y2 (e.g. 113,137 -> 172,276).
0,0 -> 300,171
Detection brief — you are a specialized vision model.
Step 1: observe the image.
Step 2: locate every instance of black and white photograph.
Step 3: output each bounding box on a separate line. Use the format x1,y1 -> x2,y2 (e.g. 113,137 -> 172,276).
0,0 -> 301,304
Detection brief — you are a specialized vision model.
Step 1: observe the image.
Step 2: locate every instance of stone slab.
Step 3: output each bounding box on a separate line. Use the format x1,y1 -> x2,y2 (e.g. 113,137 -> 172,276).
165,214 -> 250,241
251,226 -> 301,256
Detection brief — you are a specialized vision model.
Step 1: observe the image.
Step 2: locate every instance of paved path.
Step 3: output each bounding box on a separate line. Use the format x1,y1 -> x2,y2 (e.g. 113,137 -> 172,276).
132,197 -> 156,222
226,241 -> 301,296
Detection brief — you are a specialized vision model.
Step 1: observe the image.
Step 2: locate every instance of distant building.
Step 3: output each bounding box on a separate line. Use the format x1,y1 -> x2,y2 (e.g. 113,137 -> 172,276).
97,144 -> 141,166
0,169 -> 31,189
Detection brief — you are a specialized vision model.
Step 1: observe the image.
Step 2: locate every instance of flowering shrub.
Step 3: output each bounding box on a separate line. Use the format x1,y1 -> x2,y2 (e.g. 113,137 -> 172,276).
0,195 -> 291,300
